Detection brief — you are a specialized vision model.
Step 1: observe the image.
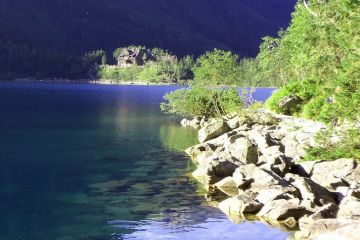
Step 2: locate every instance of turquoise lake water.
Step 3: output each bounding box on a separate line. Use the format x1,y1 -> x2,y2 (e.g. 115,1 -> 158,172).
0,83 -> 287,240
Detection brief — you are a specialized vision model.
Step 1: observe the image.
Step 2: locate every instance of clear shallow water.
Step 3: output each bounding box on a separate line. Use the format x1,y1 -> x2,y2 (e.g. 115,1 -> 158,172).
0,83 -> 284,240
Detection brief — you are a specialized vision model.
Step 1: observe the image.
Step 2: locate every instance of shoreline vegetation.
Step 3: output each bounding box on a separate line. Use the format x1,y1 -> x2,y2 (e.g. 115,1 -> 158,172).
159,0 -> 359,239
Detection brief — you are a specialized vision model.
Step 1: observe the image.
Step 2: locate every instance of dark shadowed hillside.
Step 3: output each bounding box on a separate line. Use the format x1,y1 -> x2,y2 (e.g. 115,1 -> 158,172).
0,0 -> 296,79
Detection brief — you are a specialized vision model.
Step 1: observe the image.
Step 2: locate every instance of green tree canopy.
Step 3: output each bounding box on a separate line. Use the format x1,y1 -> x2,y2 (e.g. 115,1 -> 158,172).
193,49 -> 240,86
262,0 -> 360,123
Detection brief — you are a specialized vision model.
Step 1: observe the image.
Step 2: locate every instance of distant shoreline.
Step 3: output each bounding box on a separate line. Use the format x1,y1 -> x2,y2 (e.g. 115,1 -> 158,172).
0,79 -> 182,86
0,79 -> 277,88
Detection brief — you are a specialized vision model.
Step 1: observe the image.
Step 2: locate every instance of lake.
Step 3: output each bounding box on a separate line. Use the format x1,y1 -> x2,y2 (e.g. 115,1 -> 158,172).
0,83 -> 286,240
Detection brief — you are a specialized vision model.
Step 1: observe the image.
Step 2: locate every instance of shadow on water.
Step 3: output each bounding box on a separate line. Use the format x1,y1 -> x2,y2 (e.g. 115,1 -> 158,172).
0,83 -> 285,240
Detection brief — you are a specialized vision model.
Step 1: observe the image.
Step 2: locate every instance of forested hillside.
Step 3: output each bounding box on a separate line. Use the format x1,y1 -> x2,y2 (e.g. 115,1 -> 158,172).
0,0 -> 296,79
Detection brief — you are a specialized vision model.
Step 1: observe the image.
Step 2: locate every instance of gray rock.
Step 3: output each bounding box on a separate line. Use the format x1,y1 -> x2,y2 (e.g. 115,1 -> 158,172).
338,195 -> 360,219
311,159 -> 358,190
258,198 -> 309,221
315,223 -> 360,240
247,129 -> 268,153
214,177 -> 239,197
261,146 -> 292,177
278,95 -> 303,114
299,203 -> 339,231
293,162 -> 318,177
219,193 -> 263,215
281,134 -> 305,161
255,185 -> 298,204
226,116 -> 240,129
285,173 -> 337,208
233,164 -> 291,191
205,159 -> 239,184
185,143 -> 214,164
296,219 -> 360,240
311,203 -> 339,219
223,133 -> 246,151
228,137 -> 258,165
198,118 -> 230,143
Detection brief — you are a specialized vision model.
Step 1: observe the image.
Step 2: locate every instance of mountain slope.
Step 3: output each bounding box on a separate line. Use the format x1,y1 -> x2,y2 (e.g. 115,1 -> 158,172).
0,0 -> 296,79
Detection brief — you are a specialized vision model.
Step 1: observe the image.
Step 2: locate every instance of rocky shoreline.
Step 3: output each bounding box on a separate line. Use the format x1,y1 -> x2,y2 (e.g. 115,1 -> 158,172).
182,109 -> 360,239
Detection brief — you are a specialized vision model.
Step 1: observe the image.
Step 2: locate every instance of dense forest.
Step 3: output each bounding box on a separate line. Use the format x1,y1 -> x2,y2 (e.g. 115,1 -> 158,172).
0,0 -> 296,80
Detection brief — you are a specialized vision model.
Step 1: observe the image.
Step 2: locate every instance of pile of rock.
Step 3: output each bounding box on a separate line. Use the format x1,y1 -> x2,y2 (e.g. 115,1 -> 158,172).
183,109 -> 360,239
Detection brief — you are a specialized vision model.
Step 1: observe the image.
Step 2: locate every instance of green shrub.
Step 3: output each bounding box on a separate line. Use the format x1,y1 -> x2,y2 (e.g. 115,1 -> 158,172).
265,79 -> 322,115
193,49 -> 240,86
265,87 -> 290,113
97,65 -> 142,82
303,129 -> 360,161
160,86 -> 243,118
301,95 -> 327,120
137,64 -> 163,83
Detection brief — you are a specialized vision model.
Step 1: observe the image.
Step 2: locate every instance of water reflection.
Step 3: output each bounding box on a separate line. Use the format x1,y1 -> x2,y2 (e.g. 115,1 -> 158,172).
159,123 -> 199,152
112,215 -> 288,240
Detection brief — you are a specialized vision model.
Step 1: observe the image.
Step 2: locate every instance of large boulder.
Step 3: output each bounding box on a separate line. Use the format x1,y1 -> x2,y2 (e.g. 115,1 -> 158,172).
296,219 -> 360,240
219,193 -> 263,216
232,164 -> 291,191
185,143 -> 215,164
193,158 -> 239,186
228,137 -> 258,165
247,129 -> 269,153
298,203 -> 339,231
258,198 -> 309,221
309,159 -> 359,190
285,173 -> 337,208
260,146 -> 292,177
206,159 -> 239,179
337,195 -> 360,219
198,118 -> 230,143
281,133 -> 305,161
309,203 -> 339,220
254,185 -> 299,204
226,116 -> 240,130
278,95 -> 303,114
316,224 -> 360,240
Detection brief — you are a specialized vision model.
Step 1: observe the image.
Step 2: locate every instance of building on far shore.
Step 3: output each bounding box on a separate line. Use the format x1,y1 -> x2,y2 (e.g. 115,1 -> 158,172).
117,47 -> 155,68
116,47 -> 178,68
